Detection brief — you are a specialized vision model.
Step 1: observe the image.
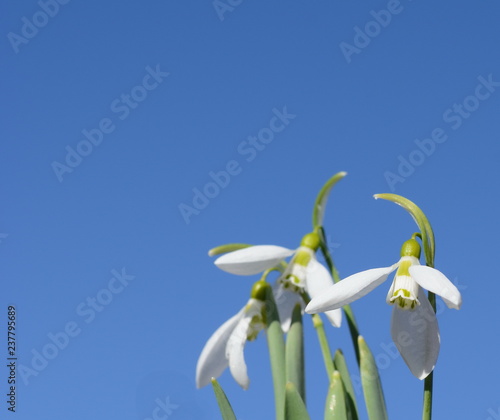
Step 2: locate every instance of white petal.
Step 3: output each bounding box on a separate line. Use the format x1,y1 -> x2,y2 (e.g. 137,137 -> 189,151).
304,257 -> 334,296
409,265 -> 462,309
195,308 -> 244,388
305,257 -> 342,327
305,266 -> 395,313
226,311 -> 255,389
324,308 -> 343,328
391,289 -> 440,380
214,245 -> 295,275
272,282 -> 302,333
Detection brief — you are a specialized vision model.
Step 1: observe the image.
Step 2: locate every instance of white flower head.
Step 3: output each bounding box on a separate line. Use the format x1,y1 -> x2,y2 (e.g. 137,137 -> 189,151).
305,238 -> 462,379
213,233 -> 342,329
196,281 -> 267,390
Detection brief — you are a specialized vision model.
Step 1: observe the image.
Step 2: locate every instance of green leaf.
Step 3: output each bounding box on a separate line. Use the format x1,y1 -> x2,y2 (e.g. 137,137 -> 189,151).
333,350 -> 359,420
358,336 -> 388,420
208,243 -> 253,257
286,303 -> 305,403
312,172 -> 347,228
285,382 -> 311,420
373,193 -> 435,267
324,371 -> 347,420
265,285 -> 286,420
211,379 -> 237,420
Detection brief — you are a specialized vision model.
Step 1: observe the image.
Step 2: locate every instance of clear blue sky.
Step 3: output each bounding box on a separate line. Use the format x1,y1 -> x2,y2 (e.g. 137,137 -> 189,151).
2,1 -> 499,419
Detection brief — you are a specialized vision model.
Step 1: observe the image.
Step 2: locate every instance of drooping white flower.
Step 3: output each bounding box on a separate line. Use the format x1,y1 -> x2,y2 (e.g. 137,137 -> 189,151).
305,238 -> 462,379
213,233 -> 342,329
196,296 -> 265,389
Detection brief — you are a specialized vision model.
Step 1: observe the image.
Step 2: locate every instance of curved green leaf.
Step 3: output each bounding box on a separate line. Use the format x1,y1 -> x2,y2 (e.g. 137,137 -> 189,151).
285,382 -> 310,420
373,193 -> 435,267
208,243 -> 253,257
211,379 -> 237,420
312,172 -> 347,228
333,350 -> 359,420
358,336 -> 388,420
324,371 -> 347,420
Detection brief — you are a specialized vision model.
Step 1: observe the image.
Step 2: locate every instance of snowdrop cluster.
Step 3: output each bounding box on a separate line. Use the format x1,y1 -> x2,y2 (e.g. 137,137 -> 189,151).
194,174 -> 463,420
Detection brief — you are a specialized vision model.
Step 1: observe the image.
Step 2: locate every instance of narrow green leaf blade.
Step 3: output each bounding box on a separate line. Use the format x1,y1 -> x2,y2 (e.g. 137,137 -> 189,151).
333,350 -> 359,420
211,378 -> 237,420
312,172 -> 347,228
374,193 -> 435,266
286,303 -> 305,402
358,336 -> 388,420
285,382 -> 311,420
208,243 -> 253,257
265,284 -> 286,420
324,371 -> 347,420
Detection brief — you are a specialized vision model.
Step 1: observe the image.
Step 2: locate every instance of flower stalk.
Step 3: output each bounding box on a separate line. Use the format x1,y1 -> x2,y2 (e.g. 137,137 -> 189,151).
263,282 -> 286,420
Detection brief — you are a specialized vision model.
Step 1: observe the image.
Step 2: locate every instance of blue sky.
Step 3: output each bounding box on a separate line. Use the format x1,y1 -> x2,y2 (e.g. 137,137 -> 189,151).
1,1 -> 499,419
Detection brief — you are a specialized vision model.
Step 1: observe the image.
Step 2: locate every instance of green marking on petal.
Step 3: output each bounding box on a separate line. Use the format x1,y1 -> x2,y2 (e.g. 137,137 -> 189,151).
391,292 -> 418,310
395,260 -> 412,277
393,288 -> 411,298
247,315 -> 264,341
293,249 -> 312,267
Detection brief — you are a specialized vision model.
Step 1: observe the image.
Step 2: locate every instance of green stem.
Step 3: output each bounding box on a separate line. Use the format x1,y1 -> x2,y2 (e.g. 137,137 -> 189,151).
318,227 -> 360,365
312,314 -> 334,379
422,291 -> 436,420
342,305 -> 360,366
318,227 -> 341,284
422,371 -> 434,420
300,288 -> 335,380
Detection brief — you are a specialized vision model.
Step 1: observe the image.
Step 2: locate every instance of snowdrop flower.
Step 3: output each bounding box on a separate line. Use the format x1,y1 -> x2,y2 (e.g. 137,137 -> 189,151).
305,238 -> 462,379
214,233 -> 342,329
196,281 -> 267,390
